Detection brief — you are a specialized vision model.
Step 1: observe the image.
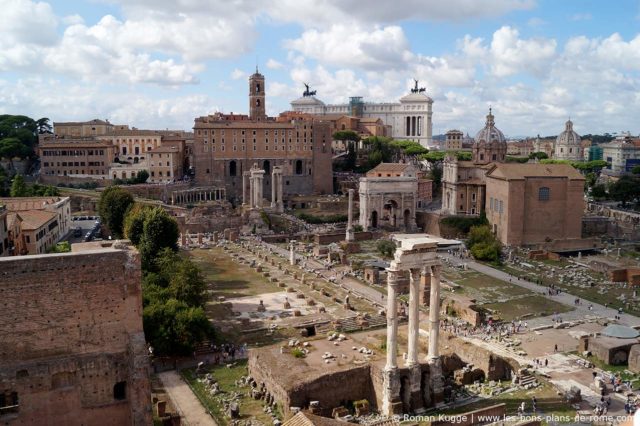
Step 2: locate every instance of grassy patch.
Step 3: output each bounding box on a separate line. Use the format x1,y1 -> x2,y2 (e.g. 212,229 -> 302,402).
181,360 -> 278,426
454,270 -> 532,299
187,248 -> 281,299
485,295 -> 573,322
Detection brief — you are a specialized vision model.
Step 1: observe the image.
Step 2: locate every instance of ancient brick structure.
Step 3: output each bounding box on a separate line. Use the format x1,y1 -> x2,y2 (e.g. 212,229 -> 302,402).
0,241 -> 152,424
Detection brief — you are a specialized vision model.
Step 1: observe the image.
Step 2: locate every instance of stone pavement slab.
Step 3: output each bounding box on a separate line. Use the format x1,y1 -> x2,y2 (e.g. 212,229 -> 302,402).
159,370 -> 218,426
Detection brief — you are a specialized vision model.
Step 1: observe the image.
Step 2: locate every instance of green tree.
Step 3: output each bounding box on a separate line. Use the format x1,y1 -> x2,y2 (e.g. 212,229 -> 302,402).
123,204 -> 149,246
138,207 -> 179,269
529,151 -> 549,160
377,240 -> 396,258
632,165 -> 640,175
133,170 -> 149,184
591,184 -> 607,199
609,175 -> 640,208
98,186 -> 134,238
467,225 -> 501,262
10,174 -> 28,197
143,299 -> 212,356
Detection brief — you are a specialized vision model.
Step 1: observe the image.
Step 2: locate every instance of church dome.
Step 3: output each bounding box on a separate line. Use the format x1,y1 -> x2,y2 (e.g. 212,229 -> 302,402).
290,96 -> 325,107
556,119 -> 581,147
475,108 -> 506,145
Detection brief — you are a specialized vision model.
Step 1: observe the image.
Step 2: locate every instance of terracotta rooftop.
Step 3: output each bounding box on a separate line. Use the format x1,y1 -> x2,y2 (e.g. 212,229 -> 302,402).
486,163 -> 585,180
0,197 -> 68,211
17,210 -> 57,230
54,119 -> 111,126
6,212 -> 21,230
369,163 -> 411,173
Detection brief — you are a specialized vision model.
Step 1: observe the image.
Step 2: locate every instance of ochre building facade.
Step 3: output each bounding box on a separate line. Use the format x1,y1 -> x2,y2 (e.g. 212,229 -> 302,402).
193,70 -> 333,202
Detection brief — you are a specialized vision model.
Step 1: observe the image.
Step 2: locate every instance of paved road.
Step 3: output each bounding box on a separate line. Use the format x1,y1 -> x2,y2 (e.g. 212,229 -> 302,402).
158,371 -> 217,426
444,254 -> 640,327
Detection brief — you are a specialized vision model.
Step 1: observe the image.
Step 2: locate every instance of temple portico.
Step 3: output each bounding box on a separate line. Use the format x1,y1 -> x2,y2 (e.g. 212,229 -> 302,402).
382,234 -> 444,416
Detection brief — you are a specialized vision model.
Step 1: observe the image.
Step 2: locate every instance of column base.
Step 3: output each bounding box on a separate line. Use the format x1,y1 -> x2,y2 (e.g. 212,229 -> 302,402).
408,363 -> 424,413
346,229 -> 355,242
382,367 -> 402,416
428,356 -> 445,405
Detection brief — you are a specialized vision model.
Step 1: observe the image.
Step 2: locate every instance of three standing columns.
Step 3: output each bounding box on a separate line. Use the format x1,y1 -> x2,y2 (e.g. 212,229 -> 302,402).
383,263 -> 444,416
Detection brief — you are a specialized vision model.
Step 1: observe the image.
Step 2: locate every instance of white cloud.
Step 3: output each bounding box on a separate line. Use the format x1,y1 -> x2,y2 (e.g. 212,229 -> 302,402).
284,24 -> 411,70
268,0 -> 535,27
489,26 -> 557,77
0,77 -> 216,130
571,13 -> 592,21
231,69 -> 247,80
62,14 -> 84,25
266,58 -> 284,69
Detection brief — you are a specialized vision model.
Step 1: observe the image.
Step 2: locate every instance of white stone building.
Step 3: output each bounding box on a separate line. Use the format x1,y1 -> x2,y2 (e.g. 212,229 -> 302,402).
602,133 -> 640,175
290,84 -> 434,148
358,163 -> 418,231
554,119 -> 583,161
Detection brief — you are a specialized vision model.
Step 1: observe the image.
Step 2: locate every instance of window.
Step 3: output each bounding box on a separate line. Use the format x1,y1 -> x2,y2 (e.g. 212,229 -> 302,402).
539,187 -> 550,201
499,200 -> 503,213
490,197 -> 494,210
229,160 -> 237,177
113,382 -> 126,400
295,160 -> 303,175
0,390 -> 19,413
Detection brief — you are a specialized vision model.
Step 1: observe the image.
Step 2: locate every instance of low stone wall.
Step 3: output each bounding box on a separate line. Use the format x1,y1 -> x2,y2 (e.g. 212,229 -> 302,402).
41,174 -> 111,187
609,268 -> 640,285
440,333 -> 518,381
442,297 -> 483,327
248,350 -> 375,419
314,231 -> 373,245
628,344 -> 640,373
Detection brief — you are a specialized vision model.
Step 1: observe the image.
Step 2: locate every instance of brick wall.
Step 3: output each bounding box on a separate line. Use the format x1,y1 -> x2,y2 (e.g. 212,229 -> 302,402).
0,243 -> 151,425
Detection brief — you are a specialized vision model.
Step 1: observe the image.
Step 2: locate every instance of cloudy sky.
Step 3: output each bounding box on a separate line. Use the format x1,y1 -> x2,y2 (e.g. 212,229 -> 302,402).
1,0 -> 639,138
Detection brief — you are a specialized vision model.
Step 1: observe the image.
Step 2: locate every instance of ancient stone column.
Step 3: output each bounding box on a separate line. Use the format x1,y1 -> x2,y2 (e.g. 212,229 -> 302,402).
385,269 -> 399,369
271,169 -> 277,209
277,171 -> 284,212
428,264 -> 441,360
407,268 -> 421,366
427,264 -> 444,405
289,241 -> 296,266
383,268 -> 401,416
421,266 -> 432,306
346,189 -> 355,242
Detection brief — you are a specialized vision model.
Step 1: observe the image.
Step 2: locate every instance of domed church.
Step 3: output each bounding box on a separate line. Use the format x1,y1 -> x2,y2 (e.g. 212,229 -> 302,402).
554,119 -> 582,161
441,108 -> 507,215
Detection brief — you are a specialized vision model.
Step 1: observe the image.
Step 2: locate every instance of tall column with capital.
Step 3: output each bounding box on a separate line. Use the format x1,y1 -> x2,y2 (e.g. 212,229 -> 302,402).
407,268 -> 420,366
382,268 -> 401,416
428,264 -> 441,360
256,172 -> 264,208
427,264 -> 444,405
346,189 -> 355,242
249,175 -> 255,208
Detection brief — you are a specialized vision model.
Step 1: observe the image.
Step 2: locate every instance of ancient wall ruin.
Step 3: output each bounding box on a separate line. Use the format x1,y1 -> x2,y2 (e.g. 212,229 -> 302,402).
0,243 -> 152,425
440,333 -> 518,381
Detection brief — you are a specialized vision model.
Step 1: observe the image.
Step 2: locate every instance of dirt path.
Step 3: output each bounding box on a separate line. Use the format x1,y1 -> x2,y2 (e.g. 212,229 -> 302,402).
158,370 -> 218,426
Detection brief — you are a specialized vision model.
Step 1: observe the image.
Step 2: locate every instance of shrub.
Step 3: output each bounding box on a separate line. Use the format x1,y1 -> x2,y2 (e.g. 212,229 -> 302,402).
376,240 -> 396,258
291,348 -> 306,358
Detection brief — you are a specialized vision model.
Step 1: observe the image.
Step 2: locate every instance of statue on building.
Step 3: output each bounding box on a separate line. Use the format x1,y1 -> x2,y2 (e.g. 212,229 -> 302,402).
303,83 -> 317,97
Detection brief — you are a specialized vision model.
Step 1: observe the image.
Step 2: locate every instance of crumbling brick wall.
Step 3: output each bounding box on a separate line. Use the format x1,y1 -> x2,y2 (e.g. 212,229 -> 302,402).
0,244 -> 152,425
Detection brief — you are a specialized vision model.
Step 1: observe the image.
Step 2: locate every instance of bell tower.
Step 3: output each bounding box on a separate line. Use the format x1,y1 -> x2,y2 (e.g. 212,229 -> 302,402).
249,67 -> 266,121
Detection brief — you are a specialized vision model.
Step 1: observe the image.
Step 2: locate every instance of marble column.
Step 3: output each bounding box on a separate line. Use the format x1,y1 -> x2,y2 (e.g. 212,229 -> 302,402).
276,170 -> 284,213
383,268 -> 401,416
421,266 -> 432,306
249,176 -> 255,208
427,264 -> 444,405
407,268 -> 421,366
346,189 -> 355,242
289,242 -> 295,266
271,169 -> 277,208
428,264 -> 441,360
385,269 -> 399,369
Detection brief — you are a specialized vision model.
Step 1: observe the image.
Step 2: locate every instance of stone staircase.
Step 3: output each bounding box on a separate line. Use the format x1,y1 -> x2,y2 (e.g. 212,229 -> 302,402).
518,372 -> 538,388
